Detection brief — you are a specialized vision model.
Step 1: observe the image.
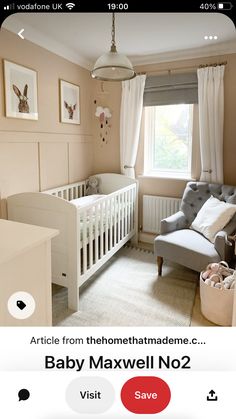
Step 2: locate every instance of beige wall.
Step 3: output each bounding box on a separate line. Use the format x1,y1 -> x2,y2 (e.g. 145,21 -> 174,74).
92,80 -> 121,174
0,29 -> 94,217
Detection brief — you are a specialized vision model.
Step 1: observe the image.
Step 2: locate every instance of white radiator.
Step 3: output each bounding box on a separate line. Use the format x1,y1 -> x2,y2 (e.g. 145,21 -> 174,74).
143,195 -> 181,234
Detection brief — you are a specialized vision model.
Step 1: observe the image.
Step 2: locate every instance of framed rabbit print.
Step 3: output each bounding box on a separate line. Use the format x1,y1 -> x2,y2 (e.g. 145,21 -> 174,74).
60,79 -> 80,124
4,60 -> 38,120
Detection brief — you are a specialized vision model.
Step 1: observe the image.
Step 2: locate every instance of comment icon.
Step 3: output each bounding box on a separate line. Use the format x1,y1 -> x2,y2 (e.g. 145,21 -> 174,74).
18,389 -> 30,401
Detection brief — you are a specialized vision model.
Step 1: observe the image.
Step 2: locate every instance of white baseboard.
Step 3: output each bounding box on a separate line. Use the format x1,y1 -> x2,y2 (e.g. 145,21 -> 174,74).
139,232 -> 156,244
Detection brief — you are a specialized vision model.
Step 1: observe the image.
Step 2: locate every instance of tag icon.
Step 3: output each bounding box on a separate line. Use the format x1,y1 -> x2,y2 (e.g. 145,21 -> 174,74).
16,300 -> 26,310
8,292 -> 36,320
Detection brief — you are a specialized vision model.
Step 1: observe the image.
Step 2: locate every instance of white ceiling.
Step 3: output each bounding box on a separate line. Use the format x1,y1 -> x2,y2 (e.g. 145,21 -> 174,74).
3,13 -> 236,69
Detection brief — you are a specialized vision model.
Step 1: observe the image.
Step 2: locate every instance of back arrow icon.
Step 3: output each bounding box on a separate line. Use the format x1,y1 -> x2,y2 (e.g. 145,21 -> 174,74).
18,29 -> 24,39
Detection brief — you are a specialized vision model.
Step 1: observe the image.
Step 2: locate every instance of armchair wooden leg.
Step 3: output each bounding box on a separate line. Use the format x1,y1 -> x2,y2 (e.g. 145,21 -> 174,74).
157,256 -> 163,276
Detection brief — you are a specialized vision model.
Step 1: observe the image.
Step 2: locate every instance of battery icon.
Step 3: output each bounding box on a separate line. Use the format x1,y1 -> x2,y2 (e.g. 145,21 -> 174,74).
217,2 -> 233,9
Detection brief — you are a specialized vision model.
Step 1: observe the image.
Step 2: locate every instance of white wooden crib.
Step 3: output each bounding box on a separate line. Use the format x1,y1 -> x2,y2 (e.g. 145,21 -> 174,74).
7,174 -> 138,311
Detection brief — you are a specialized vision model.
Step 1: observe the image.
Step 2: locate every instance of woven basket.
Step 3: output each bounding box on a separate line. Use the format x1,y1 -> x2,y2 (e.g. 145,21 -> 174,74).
200,273 -> 234,326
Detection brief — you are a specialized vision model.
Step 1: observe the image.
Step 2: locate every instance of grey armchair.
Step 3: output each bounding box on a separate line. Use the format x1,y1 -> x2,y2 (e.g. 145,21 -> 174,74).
154,182 -> 236,275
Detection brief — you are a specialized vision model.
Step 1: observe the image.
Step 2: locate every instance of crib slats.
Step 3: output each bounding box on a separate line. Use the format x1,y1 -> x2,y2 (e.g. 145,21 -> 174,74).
109,197 -> 113,249
127,189 -> 130,233
130,189 -> 133,232
105,200 -> 109,254
127,190 -> 129,234
124,191 -> 127,235
118,193 -> 121,241
130,188 -> 134,230
121,192 -> 124,239
89,208 -> 93,268
100,202 -> 104,258
59,183 -> 137,276
44,180 -> 86,201
123,191 -> 126,236
82,211 -> 87,274
77,212 -> 81,276
95,204 -> 99,263
127,191 -> 129,234
114,195 -> 117,245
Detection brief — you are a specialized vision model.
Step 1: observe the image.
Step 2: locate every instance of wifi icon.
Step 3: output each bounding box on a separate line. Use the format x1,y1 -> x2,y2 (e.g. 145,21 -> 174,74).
66,2 -> 75,10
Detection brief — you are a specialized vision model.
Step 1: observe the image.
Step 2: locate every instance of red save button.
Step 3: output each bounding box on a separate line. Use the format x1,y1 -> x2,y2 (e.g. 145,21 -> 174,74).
121,376 -> 171,414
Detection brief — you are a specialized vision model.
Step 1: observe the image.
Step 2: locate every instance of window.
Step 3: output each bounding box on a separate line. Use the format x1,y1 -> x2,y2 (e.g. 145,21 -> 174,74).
144,104 -> 193,178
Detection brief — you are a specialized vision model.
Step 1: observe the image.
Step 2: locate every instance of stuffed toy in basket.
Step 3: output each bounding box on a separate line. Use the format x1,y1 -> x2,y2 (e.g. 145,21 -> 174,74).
200,261 -> 235,326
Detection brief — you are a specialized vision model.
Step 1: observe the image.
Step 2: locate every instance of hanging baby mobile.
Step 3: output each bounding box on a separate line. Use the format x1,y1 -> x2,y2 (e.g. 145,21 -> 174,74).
95,106 -> 112,146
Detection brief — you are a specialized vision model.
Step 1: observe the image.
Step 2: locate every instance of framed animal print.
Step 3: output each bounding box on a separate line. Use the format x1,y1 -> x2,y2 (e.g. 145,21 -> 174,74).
3,60 -> 38,120
60,79 -> 80,125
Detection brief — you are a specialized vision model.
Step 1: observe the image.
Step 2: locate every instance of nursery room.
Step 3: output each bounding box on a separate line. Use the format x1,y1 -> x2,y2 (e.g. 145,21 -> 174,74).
0,12 -> 236,327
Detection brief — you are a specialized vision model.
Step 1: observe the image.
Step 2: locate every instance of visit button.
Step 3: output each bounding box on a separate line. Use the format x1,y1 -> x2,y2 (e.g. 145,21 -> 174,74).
121,376 -> 171,414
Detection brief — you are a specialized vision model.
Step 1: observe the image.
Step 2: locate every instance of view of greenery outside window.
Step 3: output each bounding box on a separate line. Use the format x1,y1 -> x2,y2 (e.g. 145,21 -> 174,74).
144,104 -> 193,178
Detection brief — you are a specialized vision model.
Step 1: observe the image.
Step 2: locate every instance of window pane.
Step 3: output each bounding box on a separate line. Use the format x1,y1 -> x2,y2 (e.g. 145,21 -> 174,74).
145,104 -> 193,176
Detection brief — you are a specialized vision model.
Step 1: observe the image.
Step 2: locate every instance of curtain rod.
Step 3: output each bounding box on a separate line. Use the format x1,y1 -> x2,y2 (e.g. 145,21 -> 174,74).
137,61 -> 227,75
198,60 -> 227,68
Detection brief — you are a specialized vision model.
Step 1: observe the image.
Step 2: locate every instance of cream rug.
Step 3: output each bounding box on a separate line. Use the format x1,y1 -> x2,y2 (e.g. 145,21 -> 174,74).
53,246 -> 198,327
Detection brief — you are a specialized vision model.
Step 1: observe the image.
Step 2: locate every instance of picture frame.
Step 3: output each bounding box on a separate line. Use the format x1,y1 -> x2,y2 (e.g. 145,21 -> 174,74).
59,79 -> 80,125
3,60 -> 38,120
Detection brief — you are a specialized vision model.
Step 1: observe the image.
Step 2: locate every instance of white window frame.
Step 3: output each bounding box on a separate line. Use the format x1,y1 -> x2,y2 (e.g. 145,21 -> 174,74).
144,104 -> 194,179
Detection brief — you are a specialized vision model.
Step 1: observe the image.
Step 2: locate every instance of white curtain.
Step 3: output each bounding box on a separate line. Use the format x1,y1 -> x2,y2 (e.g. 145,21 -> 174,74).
197,65 -> 225,183
120,75 -> 146,178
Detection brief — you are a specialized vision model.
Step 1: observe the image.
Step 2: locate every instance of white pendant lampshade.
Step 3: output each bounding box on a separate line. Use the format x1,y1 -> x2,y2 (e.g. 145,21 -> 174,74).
91,13 -> 136,82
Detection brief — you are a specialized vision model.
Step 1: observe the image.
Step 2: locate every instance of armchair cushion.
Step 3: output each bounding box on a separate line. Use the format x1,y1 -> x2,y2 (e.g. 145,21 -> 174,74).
154,229 -> 220,272
190,195 -> 236,243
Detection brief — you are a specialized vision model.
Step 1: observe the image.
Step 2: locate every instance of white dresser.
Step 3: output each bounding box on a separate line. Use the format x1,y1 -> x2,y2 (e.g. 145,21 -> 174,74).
0,219 -> 58,326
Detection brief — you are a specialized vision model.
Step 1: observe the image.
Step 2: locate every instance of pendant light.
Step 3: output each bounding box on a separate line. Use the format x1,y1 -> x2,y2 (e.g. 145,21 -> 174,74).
91,13 -> 136,82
